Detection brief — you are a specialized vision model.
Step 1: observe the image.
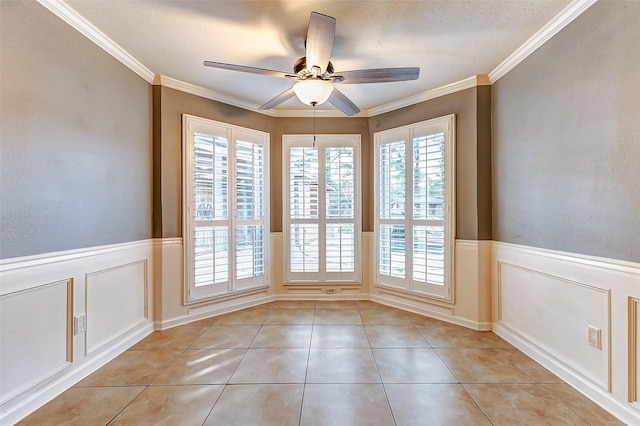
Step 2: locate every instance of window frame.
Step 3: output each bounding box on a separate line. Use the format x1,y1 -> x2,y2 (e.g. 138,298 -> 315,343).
282,134 -> 362,284
182,114 -> 270,304
374,115 -> 456,301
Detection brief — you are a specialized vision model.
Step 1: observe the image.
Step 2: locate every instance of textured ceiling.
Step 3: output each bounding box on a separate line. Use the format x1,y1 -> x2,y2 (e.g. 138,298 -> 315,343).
64,0 -> 571,114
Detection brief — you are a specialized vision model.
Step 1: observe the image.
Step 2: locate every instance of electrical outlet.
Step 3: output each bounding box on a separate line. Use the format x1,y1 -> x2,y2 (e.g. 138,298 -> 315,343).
588,326 -> 601,349
74,313 -> 87,335
326,288 -> 337,294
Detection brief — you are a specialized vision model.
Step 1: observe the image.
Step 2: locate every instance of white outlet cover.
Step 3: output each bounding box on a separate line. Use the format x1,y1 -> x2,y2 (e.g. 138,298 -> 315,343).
588,326 -> 601,349
74,313 -> 87,335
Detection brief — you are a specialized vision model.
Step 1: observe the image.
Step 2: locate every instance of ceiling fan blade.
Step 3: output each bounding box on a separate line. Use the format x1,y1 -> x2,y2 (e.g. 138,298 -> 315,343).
305,12 -> 336,74
204,61 -> 295,79
335,67 -> 420,84
328,88 -> 360,116
258,87 -> 296,110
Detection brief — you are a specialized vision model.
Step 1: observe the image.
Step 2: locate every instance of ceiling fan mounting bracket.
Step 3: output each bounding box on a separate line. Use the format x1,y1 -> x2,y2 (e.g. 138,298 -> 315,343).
294,57 -> 334,79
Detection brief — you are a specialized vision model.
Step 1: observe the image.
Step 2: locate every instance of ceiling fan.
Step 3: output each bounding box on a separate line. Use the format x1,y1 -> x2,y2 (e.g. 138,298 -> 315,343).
204,11 -> 420,116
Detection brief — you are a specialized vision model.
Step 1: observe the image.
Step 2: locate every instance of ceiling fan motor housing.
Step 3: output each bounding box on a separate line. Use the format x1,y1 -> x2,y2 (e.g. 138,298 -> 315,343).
294,57 -> 334,79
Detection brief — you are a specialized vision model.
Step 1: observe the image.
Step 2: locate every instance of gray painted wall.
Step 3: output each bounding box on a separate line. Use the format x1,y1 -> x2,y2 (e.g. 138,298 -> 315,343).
1,2 -> 152,258
492,1 -> 640,262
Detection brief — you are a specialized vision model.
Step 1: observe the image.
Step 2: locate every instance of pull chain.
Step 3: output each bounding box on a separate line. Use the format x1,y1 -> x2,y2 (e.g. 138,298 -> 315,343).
312,101 -> 317,148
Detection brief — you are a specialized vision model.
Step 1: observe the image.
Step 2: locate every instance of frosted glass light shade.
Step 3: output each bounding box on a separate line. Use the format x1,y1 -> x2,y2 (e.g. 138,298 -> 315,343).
293,79 -> 334,106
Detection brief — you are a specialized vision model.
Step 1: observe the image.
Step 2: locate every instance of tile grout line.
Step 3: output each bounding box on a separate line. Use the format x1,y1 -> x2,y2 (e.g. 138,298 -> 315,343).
25,301 -> 618,425
201,306 -> 272,425
426,330 -> 510,426
532,383 -> 595,426
104,385 -> 146,426
361,307 -> 398,426
206,305 -> 278,423
297,305 -> 317,426
459,383 -> 496,426
105,323 -> 214,424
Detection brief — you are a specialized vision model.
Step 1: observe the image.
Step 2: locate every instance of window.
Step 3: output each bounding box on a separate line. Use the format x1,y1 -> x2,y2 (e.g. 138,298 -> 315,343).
183,115 -> 269,303
374,115 -> 455,300
283,135 -> 361,283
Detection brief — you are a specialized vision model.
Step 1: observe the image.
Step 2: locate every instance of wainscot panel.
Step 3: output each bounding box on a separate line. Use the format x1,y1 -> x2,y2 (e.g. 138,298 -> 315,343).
85,260 -> 148,355
492,241 -> 640,424
0,240 -> 155,424
0,279 -> 72,405
630,297 -> 640,408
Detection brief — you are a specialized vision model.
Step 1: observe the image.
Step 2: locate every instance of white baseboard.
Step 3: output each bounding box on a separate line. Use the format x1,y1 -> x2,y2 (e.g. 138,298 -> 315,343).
0,239 -> 156,424
494,322 -> 640,424
369,292 -> 492,331
156,293 -> 276,330
0,323 -> 153,425
367,239 -> 493,331
492,241 -> 640,424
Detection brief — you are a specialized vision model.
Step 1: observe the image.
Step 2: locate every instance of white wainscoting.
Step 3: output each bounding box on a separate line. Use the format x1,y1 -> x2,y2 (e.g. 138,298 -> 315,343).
153,238 -> 275,330
628,297 -> 640,410
492,241 -> 640,424
0,279 -> 72,406
5,236 -> 638,424
85,260 -> 148,355
0,240 -> 155,425
370,239 -> 493,330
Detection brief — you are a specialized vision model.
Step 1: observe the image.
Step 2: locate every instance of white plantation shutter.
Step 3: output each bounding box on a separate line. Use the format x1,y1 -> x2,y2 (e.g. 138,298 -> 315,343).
412,133 -> 445,286
289,147 -> 320,273
375,115 -> 455,300
378,140 -> 406,285
235,138 -> 266,289
183,115 -> 269,303
191,130 -> 230,298
284,135 -> 361,283
325,146 -> 355,273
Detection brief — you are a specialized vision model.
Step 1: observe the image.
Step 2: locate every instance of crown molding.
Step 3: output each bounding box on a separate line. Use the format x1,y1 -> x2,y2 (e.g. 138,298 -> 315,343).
155,74 -> 489,118
39,0 -> 595,115
37,0 -> 155,83
270,108 -> 360,118
156,75 -> 362,117
366,75 -> 490,117
153,75 -> 277,116
489,0 -> 598,83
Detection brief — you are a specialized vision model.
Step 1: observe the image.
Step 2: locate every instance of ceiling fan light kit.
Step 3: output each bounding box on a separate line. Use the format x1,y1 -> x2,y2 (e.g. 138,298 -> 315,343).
204,11 -> 419,116
293,79 -> 334,106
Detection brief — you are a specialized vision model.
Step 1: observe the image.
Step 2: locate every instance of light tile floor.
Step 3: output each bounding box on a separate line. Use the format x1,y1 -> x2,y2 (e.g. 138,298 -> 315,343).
19,301 -> 624,426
